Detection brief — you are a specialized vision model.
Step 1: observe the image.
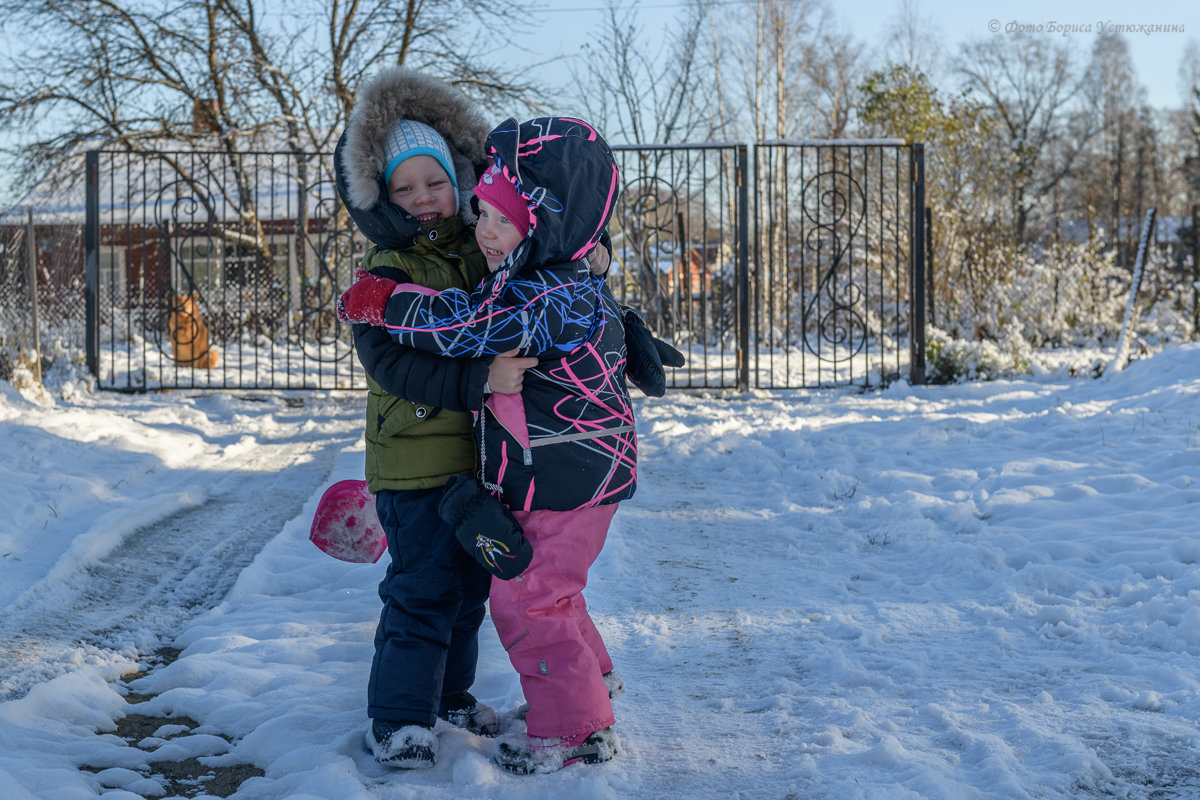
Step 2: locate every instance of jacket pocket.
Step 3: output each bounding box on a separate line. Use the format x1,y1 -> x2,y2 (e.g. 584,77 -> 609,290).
372,394 -> 441,439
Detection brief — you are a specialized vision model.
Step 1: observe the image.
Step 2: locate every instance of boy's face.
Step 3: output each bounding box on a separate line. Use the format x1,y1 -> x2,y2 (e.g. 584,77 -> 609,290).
475,198 -> 525,272
387,155 -> 456,224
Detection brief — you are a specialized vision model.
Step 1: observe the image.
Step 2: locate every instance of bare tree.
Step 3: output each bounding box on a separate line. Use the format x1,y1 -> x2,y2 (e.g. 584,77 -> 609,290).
0,0 -> 536,332
1180,41 -> 1200,195
700,0 -> 864,350
956,32 -> 1084,242
879,0 -> 946,80
1,0 -> 533,181
573,0 -> 711,147
570,1 -> 715,329
1073,32 -> 1146,260
709,0 -> 859,141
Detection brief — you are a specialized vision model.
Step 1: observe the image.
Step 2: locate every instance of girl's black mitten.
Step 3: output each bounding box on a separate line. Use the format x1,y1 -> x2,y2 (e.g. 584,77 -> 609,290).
621,307 -> 684,397
438,475 -> 533,580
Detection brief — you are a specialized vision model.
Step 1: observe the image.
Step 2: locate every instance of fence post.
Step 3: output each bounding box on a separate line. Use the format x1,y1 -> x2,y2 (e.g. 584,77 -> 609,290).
736,144 -> 750,391
1192,203 -> 1199,340
25,209 -> 41,384
85,150 -> 100,378
1109,207 -> 1157,373
908,144 -> 926,385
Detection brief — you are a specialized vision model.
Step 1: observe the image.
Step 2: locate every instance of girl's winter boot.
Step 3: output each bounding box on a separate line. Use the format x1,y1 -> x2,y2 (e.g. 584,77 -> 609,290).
493,727 -> 619,774
513,670 -> 625,721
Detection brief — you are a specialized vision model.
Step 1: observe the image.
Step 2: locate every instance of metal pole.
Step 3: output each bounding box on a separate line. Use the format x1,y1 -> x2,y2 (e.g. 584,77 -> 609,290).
1109,207 -> 1157,373
25,209 -> 41,384
736,144 -> 750,391
85,150 -> 100,378
925,205 -> 934,328
908,144 -> 926,386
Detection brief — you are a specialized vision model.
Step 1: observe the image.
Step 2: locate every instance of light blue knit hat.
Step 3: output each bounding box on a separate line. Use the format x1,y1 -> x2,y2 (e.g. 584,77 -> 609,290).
382,119 -> 459,195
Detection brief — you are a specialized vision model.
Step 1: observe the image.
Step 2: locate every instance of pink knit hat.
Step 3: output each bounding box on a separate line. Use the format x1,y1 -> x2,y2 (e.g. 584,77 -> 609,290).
473,163 -> 530,237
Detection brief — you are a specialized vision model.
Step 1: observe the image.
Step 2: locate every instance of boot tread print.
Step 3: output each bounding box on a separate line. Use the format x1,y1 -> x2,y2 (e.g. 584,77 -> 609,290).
494,726 -> 619,774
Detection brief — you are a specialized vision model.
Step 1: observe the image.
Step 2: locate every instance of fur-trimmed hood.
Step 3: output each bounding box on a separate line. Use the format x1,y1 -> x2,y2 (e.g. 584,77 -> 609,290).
335,68 -> 491,249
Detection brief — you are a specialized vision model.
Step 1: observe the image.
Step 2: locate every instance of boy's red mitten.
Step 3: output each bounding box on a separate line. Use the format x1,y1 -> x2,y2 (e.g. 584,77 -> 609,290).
337,269 -> 398,326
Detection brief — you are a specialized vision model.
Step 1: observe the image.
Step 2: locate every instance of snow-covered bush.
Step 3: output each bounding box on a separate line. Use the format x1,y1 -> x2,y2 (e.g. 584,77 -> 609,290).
925,323 -> 1030,383
923,236 -> 1199,380
942,238 -> 1129,347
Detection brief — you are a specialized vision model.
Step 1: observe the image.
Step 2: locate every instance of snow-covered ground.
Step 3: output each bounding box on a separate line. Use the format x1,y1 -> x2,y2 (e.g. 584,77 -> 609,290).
2,344 -> 1200,799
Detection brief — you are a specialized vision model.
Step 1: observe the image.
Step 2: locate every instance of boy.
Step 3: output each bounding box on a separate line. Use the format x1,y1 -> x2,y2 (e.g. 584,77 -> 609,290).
334,67 -> 514,771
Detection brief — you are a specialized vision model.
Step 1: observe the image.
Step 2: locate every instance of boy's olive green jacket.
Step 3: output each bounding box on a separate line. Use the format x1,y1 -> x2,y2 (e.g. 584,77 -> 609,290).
352,221 -> 490,493
333,66 -> 495,494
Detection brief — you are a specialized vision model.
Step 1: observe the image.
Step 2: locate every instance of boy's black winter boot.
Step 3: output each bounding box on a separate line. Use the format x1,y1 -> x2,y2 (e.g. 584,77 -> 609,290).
367,720 -> 437,769
438,475 -> 533,580
439,690 -> 501,736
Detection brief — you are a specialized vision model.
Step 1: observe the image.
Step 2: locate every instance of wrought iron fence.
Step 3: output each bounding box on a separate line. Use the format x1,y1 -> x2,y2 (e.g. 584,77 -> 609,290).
56,140 -> 926,392
0,211 -> 86,379
608,143 -> 750,390
753,140 -> 925,388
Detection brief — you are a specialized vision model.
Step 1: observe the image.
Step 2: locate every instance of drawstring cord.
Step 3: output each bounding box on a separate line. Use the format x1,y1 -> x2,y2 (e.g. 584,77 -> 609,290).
477,404 -> 503,495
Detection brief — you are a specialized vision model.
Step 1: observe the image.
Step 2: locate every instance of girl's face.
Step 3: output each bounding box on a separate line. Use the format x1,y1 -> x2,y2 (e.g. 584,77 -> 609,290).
475,198 -> 525,271
387,155 -> 456,224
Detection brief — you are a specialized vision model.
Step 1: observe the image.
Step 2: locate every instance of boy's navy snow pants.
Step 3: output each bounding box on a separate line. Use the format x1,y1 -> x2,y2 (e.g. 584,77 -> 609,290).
368,487 -> 491,727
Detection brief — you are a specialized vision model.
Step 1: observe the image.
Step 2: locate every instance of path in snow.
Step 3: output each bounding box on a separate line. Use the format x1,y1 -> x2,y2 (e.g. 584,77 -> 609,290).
0,396 -> 361,701
591,374 -> 1200,799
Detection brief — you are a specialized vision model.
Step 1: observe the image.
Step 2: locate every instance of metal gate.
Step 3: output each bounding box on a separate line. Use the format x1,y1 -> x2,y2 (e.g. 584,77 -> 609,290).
83,141 -> 925,391
608,139 -> 925,390
607,143 -> 750,390
84,149 -> 365,391
752,139 -> 923,388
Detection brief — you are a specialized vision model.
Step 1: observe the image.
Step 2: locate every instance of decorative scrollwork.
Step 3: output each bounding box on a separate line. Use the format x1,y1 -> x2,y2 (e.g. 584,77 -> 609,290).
296,174 -> 357,363
141,157 -> 357,367
800,169 -> 868,361
154,176 -> 219,296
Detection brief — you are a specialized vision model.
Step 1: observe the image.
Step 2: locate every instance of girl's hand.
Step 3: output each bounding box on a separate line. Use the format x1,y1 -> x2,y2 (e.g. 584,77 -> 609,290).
487,349 -> 539,394
587,243 -> 611,275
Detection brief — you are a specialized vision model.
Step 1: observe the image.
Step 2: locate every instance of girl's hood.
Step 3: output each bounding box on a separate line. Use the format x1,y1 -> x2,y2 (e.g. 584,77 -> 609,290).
486,117 -> 620,279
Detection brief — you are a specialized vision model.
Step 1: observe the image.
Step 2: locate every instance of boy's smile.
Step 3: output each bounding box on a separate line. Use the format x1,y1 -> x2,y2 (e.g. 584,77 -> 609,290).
387,154 -> 457,224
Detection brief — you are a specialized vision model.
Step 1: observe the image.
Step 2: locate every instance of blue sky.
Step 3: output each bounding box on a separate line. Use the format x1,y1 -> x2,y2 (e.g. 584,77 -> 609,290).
520,0 -> 1198,110
0,0 -> 1194,208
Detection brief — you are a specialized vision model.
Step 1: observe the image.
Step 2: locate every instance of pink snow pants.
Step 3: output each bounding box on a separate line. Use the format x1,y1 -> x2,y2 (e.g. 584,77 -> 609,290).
489,503 -> 618,739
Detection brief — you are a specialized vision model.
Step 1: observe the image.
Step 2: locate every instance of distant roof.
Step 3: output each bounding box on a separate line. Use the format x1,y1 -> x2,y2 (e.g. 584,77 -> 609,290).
0,136 -> 339,227
1050,215 -> 1188,245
